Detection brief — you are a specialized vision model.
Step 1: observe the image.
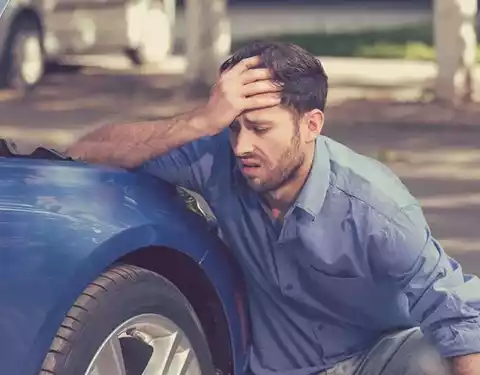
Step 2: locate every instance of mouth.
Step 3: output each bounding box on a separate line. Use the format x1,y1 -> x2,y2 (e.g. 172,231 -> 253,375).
239,160 -> 262,175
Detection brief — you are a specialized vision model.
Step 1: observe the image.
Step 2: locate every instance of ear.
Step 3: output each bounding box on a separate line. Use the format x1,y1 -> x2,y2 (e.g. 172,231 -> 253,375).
303,109 -> 324,143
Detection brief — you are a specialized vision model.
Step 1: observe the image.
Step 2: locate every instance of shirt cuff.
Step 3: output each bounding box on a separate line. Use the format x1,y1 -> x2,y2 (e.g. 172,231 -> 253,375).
424,319 -> 480,357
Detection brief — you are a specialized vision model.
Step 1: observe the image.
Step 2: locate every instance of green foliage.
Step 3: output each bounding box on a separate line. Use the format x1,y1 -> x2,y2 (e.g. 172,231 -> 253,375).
233,23 -> 480,62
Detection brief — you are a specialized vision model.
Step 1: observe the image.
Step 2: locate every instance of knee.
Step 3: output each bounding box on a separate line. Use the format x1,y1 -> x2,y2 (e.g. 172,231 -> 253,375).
394,329 -> 453,375
414,343 -> 453,375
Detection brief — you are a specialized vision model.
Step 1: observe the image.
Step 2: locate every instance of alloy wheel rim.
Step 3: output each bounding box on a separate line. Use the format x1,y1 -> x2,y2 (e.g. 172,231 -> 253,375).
14,33 -> 43,85
85,313 -> 202,375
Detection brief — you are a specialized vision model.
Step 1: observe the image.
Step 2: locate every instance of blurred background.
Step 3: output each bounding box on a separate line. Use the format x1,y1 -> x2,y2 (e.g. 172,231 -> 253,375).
0,0 -> 479,274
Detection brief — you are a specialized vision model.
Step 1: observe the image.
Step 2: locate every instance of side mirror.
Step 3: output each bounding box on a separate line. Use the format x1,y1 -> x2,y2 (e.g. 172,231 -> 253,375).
177,187 -> 219,233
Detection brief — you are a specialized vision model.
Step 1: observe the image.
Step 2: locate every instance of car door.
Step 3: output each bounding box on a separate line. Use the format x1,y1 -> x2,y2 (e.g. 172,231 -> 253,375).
42,0 -> 132,55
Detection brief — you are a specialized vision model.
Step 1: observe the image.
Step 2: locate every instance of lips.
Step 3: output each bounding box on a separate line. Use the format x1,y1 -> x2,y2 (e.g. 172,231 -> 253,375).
239,158 -> 261,167
240,160 -> 261,175
242,162 -> 260,168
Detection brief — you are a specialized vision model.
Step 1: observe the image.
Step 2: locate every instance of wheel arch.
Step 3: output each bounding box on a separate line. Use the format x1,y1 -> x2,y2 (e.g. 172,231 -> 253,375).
7,6 -> 44,40
21,220 -> 246,375
119,245 -> 235,375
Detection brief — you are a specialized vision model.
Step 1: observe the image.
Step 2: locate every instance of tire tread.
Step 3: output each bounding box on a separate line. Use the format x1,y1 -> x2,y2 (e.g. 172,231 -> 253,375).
39,264 -> 209,375
40,264 -> 147,374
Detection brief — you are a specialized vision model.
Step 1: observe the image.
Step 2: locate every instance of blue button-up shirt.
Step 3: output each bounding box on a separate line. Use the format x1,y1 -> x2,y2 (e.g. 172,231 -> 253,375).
142,130 -> 480,375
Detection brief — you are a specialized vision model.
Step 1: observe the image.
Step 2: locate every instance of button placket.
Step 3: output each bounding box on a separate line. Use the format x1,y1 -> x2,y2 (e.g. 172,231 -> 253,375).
278,216 -> 302,296
278,214 -> 298,243
275,239 -> 300,296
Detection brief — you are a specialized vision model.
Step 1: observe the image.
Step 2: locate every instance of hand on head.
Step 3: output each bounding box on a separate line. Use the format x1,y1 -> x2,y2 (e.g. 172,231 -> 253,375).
202,55 -> 282,135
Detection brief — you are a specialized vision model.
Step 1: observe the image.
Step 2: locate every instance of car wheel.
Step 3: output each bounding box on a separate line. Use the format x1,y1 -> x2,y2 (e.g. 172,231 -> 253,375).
125,2 -> 172,65
0,17 -> 45,91
40,264 -> 216,375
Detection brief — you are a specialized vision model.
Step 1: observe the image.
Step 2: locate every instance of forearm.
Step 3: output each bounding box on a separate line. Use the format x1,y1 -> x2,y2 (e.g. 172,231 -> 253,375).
65,55 -> 281,168
451,354 -> 480,375
65,107 -> 210,168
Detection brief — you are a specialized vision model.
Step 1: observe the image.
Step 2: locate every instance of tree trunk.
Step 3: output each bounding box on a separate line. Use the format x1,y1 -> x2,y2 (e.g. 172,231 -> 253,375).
184,0 -> 231,93
434,0 -> 477,103
163,0 -> 176,48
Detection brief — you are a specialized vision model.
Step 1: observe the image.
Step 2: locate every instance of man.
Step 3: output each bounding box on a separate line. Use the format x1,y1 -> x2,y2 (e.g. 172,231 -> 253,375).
66,42 -> 480,375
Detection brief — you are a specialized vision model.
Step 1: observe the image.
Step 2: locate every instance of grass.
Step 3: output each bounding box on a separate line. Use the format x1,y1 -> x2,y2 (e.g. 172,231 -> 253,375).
233,23 -> 480,62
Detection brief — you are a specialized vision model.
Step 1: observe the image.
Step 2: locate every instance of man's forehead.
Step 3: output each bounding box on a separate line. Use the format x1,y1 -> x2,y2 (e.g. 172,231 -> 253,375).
238,106 -> 292,124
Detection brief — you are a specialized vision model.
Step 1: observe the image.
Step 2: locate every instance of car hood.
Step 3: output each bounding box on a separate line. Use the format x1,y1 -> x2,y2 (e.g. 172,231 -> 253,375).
0,140 -> 188,220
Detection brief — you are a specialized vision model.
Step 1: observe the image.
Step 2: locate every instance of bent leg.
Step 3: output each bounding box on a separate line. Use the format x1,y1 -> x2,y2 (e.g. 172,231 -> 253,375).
355,328 -> 453,375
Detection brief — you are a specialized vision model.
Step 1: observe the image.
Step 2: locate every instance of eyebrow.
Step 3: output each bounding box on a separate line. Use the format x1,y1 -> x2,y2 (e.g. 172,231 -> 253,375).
244,119 -> 274,127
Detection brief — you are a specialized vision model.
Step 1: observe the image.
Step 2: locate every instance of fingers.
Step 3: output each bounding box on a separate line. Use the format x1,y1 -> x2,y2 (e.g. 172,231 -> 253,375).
228,55 -> 263,75
241,68 -> 273,84
242,80 -> 282,97
210,55 -> 282,120
220,56 -> 275,86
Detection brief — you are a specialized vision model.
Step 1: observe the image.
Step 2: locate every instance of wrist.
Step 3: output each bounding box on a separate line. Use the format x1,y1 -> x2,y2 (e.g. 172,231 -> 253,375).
451,354 -> 480,375
190,105 -> 217,137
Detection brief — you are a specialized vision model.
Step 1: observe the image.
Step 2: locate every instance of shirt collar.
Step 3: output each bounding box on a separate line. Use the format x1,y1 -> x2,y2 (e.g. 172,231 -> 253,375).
294,136 -> 331,221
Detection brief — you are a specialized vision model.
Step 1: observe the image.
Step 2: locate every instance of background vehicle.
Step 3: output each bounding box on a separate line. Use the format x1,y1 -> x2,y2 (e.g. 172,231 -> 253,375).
0,0 -> 172,90
0,139 -> 249,375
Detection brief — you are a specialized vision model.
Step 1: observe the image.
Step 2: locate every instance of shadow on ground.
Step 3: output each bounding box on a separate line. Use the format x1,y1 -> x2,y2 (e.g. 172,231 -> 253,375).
0,64 -> 199,131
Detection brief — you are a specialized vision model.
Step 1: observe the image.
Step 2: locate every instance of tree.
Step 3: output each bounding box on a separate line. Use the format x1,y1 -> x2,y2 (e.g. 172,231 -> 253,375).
434,0 -> 478,103
184,0 -> 231,92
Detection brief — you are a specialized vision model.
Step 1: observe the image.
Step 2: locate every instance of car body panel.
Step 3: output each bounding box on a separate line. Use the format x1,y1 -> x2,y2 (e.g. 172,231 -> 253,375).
0,0 -> 169,60
200,246 -> 250,374
0,157 -> 247,375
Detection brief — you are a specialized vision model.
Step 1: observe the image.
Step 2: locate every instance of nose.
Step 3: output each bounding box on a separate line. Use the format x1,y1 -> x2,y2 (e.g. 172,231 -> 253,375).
232,128 -> 254,156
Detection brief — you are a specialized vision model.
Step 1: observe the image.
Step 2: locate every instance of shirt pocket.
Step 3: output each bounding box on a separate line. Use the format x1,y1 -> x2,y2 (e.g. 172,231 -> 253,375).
298,224 -> 365,281
300,248 -> 363,282
308,261 -> 360,280
299,255 -> 366,303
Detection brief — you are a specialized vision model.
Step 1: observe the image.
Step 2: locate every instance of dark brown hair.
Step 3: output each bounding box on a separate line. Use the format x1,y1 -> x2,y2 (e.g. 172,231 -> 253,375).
220,41 -> 329,113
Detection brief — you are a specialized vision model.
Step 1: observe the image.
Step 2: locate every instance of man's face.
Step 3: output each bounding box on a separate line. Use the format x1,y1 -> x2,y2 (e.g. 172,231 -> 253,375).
229,105 -> 307,193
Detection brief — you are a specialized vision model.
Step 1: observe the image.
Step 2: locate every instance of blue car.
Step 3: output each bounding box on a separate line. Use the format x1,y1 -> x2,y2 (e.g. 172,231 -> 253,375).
0,139 -> 249,375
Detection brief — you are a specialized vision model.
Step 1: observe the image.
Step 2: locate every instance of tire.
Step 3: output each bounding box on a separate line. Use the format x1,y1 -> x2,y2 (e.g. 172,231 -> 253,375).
0,17 -> 45,91
40,264 -> 216,375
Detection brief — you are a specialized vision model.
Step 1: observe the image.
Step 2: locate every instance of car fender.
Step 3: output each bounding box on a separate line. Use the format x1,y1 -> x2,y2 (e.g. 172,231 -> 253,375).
0,0 -> 44,56
0,159 -> 245,375
10,215 -> 244,375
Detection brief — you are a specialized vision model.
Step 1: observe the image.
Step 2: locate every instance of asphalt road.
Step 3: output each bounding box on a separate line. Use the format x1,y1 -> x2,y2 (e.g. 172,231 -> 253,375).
0,64 -> 479,277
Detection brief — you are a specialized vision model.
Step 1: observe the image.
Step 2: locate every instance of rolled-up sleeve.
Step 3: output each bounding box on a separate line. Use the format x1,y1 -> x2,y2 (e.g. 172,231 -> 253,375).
372,203 -> 480,357
138,130 -> 229,195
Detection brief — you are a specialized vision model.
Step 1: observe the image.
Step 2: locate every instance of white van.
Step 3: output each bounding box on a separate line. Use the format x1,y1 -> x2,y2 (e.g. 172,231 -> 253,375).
0,0 -> 172,91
